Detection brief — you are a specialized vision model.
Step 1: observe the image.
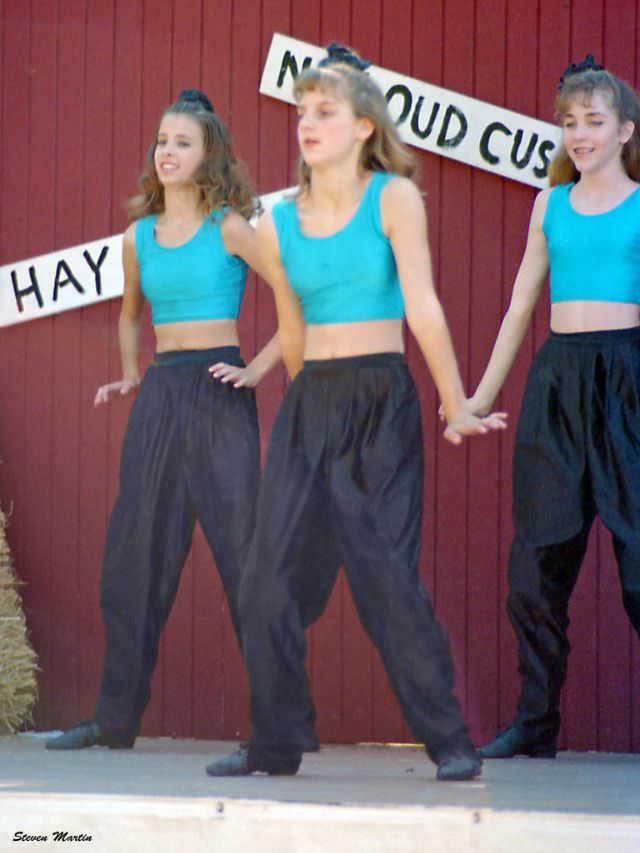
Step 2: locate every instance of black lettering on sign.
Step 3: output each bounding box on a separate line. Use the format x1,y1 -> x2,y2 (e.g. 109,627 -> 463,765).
534,139 -> 556,179
436,105 -> 467,148
479,121 -> 511,165
11,267 -> 44,312
277,50 -> 313,87
53,259 -> 85,302
83,245 -> 109,295
410,98 -> 441,140
386,84 -> 413,125
510,130 -> 538,169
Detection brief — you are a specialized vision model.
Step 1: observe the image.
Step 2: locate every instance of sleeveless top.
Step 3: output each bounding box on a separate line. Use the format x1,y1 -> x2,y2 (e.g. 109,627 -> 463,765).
543,182 -> 640,304
271,171 -> 405,324
135,212 -> 247,324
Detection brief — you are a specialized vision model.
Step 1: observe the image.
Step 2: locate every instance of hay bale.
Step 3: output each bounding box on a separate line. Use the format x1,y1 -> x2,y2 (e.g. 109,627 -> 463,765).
0,506 -> 39,733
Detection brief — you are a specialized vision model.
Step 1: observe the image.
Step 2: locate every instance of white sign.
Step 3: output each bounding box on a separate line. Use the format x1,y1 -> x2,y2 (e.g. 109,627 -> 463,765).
260,33 -> 562,189
2,35 -> 563,329
0,188 -> 291,328
0,236 -> 124,328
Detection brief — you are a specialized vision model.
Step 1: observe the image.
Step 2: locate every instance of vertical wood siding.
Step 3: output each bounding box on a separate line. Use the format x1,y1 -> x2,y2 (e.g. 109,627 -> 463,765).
1,0 -> 638,750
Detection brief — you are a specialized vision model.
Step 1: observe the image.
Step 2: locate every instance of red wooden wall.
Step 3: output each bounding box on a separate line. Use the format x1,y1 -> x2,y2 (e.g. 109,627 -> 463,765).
1,0 -> 639,751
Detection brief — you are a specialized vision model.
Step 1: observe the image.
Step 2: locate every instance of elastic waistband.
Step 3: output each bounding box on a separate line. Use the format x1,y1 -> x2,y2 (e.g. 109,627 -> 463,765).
303,351 -> 406,373
548,326 -> 640,346
154,346 -> 241,367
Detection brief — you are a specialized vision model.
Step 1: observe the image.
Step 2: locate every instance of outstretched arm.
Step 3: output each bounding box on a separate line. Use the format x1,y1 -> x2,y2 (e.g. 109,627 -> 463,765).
383,176 -> 507,444
94,223 -> 144,406
469,189 -> 550,415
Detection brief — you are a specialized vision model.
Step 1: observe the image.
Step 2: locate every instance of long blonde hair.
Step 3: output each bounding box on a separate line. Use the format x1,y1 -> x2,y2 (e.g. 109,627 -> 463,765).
128,92 -> 260,221
293,62 -> 416,193
549,67 -> 640,186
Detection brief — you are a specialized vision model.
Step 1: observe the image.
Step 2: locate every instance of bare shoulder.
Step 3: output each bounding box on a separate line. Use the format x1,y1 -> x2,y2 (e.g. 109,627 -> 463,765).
221,208 -> 250,233
380,174 -> 422,207
122,222 -> 140,271
379,175 -> 424,235
255,208 -> 275,234
221,208 -> 252,240
530,186 -> 553,229
533,186 -> 553,207
255,209 -> 279,249
122,221 -> 138,248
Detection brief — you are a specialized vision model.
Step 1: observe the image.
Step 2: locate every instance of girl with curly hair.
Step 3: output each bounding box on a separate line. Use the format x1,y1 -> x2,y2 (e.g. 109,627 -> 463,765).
47,90 -> 280,750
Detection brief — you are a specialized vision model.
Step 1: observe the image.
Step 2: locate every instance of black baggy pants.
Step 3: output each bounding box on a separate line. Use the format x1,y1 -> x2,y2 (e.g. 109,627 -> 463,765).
94,347 -> 261,740
507,328 -> 640,740
239,353 -> 472,773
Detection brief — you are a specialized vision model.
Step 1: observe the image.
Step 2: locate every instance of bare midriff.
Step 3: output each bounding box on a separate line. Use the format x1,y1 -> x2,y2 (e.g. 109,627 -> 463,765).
304,318 -> 404,360
154,318 -> 239,352
550,301 -> 640,333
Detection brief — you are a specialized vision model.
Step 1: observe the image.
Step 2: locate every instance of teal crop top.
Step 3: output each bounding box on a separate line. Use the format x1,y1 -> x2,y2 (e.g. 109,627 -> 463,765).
543,182 -> 640,304
272,171 -> 404,324
135,212 -> 247,324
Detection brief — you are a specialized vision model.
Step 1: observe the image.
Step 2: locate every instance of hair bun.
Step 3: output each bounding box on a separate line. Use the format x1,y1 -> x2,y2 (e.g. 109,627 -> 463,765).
319,42 -> 370,72
178,88 -> 215,113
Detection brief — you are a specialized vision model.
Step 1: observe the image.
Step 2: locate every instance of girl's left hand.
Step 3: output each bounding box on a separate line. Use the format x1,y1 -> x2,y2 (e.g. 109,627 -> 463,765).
209,361 -> 257,388
443,411 -> 508,445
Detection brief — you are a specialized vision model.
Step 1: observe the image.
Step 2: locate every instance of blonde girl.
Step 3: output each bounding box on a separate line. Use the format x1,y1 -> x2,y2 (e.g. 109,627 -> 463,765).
206,46 -> 505,782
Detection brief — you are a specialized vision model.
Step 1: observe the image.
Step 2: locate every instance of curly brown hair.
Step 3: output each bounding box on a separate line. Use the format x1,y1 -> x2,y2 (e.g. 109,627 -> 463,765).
128,95 -> 260,221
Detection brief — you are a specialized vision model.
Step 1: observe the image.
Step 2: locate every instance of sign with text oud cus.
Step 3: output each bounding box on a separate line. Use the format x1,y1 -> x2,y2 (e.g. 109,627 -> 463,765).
260,34 -> 562,189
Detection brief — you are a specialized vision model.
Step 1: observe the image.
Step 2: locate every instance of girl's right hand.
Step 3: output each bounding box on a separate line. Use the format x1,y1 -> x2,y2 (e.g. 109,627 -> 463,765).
443,409 -> 508,445
94,379 -> 140,407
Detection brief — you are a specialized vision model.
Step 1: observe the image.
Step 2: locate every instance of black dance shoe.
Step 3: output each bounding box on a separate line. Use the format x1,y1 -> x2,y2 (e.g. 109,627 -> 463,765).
205,747 -> 299,777
301,733 -> 320,753
206,748 -> 254,777
239,733 -> 320,753
477,725 -> 556,759
45,721 -> 135,751
436,749 -> 482,781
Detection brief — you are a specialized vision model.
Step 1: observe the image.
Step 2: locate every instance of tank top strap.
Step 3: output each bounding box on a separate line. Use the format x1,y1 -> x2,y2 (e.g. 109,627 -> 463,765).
207,207 -> 226,227
542,183 -> 572,234
271,194 -> 298,255
363,171 -> 394,238
134,215 -> 156,262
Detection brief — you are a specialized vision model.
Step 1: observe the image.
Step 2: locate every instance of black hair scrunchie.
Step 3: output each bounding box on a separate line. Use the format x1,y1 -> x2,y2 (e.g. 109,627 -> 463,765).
558,53 -> 604,90
319,42 -> 371,72
178,88 -> 215,113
